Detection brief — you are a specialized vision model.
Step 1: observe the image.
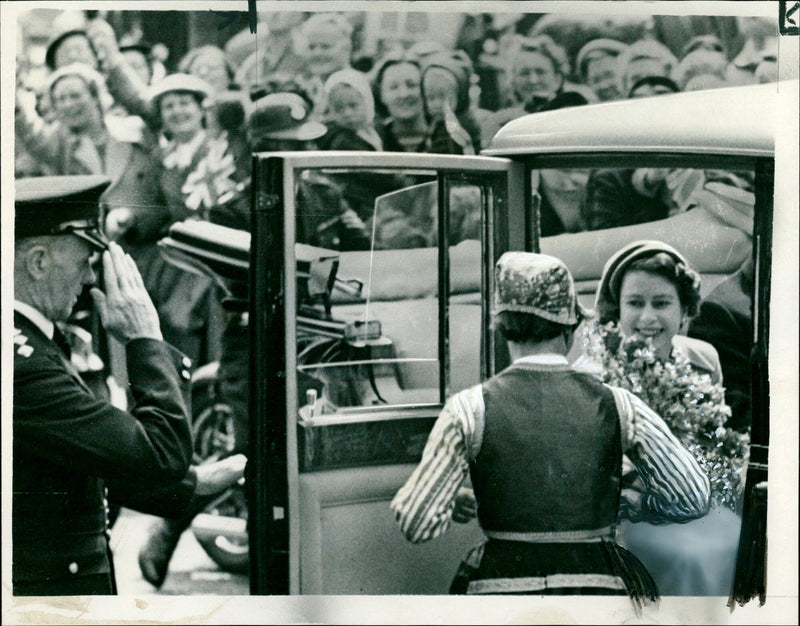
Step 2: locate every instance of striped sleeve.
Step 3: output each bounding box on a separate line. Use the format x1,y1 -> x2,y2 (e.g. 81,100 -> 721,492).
608,386 -> 711,523
390,385 -> 485,543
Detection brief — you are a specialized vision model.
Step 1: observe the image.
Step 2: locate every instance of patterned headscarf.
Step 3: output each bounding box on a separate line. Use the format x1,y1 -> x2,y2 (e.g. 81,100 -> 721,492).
493,252 -> 589,325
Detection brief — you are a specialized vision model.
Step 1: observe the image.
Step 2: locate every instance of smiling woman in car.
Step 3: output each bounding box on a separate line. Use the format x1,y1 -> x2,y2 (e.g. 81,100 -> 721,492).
581,240 -> 747,596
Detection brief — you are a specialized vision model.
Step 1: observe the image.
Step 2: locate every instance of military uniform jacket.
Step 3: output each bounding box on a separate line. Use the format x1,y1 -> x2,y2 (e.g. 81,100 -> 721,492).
13,311 -> 196,594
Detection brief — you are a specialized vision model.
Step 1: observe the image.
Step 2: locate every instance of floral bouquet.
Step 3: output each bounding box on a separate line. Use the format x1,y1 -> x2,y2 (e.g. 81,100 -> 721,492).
581,321 -> 749,511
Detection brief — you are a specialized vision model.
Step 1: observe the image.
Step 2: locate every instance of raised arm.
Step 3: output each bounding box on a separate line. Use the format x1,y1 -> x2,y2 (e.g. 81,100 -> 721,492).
15,88 -> 64,167
87,18 -> 156,125
15,243 -> 193,485
610,385 -> 711,523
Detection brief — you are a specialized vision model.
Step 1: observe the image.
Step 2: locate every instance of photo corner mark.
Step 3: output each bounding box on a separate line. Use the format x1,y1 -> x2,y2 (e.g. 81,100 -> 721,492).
779,1 -> 799,35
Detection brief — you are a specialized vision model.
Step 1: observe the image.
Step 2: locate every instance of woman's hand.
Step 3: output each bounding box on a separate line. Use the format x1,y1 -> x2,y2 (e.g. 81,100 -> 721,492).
86,18 -> 121,68
452,487 -> 478,523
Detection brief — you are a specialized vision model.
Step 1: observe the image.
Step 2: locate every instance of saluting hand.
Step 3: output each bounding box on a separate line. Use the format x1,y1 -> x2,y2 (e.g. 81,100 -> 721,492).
90,241 -> 162,343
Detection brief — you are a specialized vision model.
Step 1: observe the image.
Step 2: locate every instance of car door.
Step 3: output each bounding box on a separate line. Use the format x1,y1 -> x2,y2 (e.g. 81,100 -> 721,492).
248,151 -> 522,594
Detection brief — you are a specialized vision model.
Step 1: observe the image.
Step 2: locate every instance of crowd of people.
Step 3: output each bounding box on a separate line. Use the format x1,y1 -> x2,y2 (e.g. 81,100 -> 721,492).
15,11 -> 775,246
12,9 -> 766,599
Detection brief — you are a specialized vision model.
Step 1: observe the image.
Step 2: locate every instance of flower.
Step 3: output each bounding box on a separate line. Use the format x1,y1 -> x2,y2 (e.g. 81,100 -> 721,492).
582,321 -> 749,511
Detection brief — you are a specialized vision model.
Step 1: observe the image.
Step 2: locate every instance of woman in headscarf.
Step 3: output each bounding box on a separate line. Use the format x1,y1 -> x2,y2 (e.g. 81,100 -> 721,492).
419,50 -> 482,155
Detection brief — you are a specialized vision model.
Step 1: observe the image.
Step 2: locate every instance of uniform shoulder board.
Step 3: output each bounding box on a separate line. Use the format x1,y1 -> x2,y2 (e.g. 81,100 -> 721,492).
14,327 -> 34,358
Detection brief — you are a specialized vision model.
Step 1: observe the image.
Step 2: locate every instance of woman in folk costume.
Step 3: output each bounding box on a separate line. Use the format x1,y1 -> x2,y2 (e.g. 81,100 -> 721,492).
577,241 -> 749,595
392,252 -> 710,605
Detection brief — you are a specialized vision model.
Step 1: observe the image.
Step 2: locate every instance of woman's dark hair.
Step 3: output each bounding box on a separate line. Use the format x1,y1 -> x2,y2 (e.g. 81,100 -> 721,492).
493,310 -> 573,343
249,73 -> 314,110
526,89 -> 588,114
681,34 -> 727,60
627,75 -> 680,99
614,252 -> 701,319
371,55 -> 422,120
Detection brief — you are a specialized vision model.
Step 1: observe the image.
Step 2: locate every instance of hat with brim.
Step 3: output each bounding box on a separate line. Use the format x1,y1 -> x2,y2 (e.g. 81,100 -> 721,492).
15,175 -> 111,251
493,251 -> 590,325
148,73 -> 213,104
248,92 -> 327,141
45,29 -> 94,71
595,240 -> 692,323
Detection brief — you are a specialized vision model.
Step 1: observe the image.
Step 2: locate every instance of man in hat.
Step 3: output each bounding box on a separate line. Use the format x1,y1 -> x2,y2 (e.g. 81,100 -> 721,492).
392,251 -> 709,601
13,175 -> 244,595
246,91 -> 370,250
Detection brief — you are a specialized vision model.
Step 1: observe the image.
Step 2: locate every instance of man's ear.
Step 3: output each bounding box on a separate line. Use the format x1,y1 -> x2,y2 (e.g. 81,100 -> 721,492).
23,243 -> 51,280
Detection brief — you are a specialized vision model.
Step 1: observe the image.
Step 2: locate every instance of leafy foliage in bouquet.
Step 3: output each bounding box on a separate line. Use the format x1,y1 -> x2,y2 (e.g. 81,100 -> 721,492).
581,321 -> 749,511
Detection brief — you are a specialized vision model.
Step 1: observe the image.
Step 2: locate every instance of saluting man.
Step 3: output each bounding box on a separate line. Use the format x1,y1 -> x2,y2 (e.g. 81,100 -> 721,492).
12,175 -> 244,596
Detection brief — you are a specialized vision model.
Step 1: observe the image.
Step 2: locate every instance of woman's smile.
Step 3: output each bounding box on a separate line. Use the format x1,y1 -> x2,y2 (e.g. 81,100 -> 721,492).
619,270 -> 684,360
159,92 -> 204,141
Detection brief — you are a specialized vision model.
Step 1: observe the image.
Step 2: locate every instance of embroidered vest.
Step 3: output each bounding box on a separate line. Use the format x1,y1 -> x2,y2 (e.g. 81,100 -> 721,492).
470,364 -> 622,533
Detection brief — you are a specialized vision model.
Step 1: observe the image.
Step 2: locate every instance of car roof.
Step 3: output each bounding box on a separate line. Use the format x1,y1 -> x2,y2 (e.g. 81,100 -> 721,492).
483,82 -> 784,159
